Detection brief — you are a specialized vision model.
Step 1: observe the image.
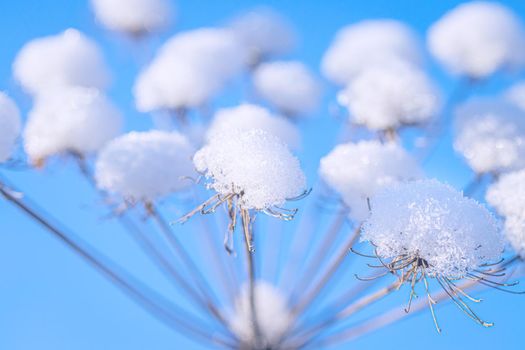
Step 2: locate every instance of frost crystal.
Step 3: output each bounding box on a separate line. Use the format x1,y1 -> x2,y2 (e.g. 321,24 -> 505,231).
454,98 -> 525,174
361,179 -> 503,279
337,62 -> 440,130
206,104 -> 300,150
319,140 -> 423,221
321,20 -> 421,85
0,92 -> 21,163
253,61 -> 321,116
427,1 -> 525,78
193,129 -> 306,210
95,131 -> 195,201
90,0 -> 173,35
229,281 -> 291,348
13,29 -> 110,96
23,86 -> 122,163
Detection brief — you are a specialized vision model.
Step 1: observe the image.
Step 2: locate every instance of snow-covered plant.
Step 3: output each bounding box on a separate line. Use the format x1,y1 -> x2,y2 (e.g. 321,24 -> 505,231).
23,86 -> 122,165
0,92 -> 21,163
427,1 -> 525,79
253,61 -> 321,117
95,131 -> 195,202
319,140 -> 422,221
90,0 -> 173,36
13,28 -> 110,96
321,20 -> 421,86
337,61 -> 440,131
454,98 -> 525,174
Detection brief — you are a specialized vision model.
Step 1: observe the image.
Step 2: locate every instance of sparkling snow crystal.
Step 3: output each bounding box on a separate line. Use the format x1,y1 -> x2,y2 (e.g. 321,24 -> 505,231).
319,140 -> 423,221
13,29 -> 110,96
193,129 -> 306,210
253,61 -> 321,117
361,179 -> 503,278
454,98 -> 525,174
427,1 -> 525,78
0,92 -> 21,163
95,131 -> 195,201
23,86 -> 122,164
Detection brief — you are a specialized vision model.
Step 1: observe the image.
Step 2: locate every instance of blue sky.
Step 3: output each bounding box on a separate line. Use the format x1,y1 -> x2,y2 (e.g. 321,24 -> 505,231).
1,1 -> 525,349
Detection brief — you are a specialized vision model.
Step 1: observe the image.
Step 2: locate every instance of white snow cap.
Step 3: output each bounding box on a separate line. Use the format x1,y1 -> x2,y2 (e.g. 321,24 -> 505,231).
321,20 -> 421,86
13,29 -> 110,96
486,169 -> 525,219
362,179 -> 503,278
193,129 -> 306,210
91,0 -> 173,35
506,82 -> 525,111
229,7 -> 295,64
23,86 -> 122,163
337,61 -> 440,130
134,28 -> 247,112
427,1 -> 525,78
253,61 -> 321,116
206,104 -> 300,150
0,92 -> 21,163
319,140 -> 423,221
95,131 -> 195,201
229,281 -> 291,348
454,98 -> 525,174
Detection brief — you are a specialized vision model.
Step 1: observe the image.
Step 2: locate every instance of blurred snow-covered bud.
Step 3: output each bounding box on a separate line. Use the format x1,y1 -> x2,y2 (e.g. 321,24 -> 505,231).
0,92 -> 21,163
362,179 -> 503,279
319,140 -> 423,221
206,104 -> 300,150
506,82 -> 525,111
253,61 -> 321,117
23,86 -> 122,165
90,0 -> 173,36
13,29 -> 111,96
454,98 -> 525,174
427,1 -> 525,79
337,61 -> 440,131
502,216 -> 525,259
486,169 -> 525,219
193,129 -> 306,210
95,130 -> 195,201
321,20 -> 421,86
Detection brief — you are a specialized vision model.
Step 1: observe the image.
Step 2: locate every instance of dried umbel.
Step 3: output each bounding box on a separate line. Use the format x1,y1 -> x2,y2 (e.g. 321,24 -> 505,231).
0,92 -> 21,163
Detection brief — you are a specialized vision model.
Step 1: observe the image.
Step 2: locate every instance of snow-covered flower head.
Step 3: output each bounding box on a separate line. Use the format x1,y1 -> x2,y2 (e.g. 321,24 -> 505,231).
90,0 -> 173,36
0,92 -> 21,163
23,86 -> 122,164
506,82 -> 525,111
337,61 -> 440,131
206,104 -> 300,150
319,140 -> 423,221
13,29 -> 110,96
427,1 -> 525,78
229,281 -> 291,349
134,28 -> 247,112
253,61 -> 321,117
229,7 -> 295,65
95,131 -> 195,201
321,20 -> 421,86
454,98 -> 525,174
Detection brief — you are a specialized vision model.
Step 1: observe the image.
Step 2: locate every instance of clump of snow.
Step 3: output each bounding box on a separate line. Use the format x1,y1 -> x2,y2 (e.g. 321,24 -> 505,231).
134,28 -> 247,112
206,104 -> 300,150
454,98 -> 525,174
0,92 -> 21,163
503,216 -> 525,258
23,86 -> 122,163
90,0 -> 173,35
337,61 -> 440,130
95,131 -> 195,201
229,281 -> 291,348
229,7 -> 295,64
321,20 -> 421,86
319,140 -> 423,221
13,28 -> 110,96
193,129 -> 306,210
253,61 -> 321,116
506,82 -> 525,111
427,1 -> 525,78
362,179 -> 503,278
